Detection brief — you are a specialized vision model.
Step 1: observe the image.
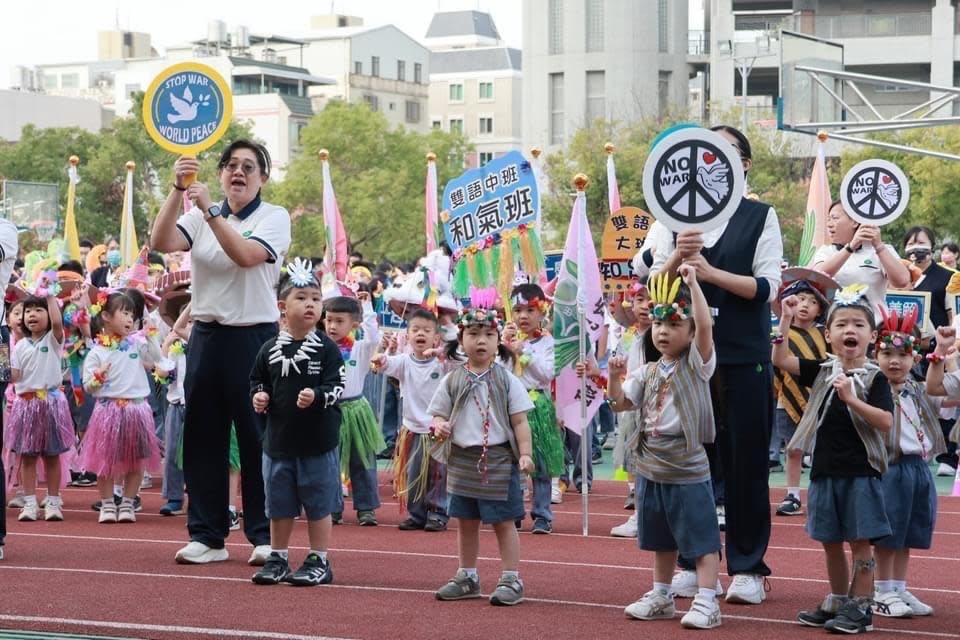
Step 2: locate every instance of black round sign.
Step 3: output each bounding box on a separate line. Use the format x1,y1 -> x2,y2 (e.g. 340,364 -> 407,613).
839,159 -> 909,226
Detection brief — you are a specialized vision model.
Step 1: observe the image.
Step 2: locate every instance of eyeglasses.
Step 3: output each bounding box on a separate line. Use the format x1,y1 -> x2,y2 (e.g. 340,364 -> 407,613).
222,161 -> 260,176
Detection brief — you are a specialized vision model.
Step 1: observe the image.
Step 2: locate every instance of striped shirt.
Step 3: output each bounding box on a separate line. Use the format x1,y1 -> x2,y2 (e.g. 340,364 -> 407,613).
774,325 -> 828,424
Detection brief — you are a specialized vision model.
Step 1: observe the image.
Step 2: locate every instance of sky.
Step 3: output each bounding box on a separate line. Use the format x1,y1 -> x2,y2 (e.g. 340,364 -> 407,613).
0,0 -> 704,87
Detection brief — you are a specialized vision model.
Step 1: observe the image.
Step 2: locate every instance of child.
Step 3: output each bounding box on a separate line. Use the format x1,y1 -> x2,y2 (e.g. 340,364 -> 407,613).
372,309 -> 449,531
774,284 -> 894,634
323,292 -> 384,526
607,266 -> 723,630
771,270 -> 831,516
501,284 -> 564,534
429,308 -> 535,606
8,288 -> 73,522
156,302 -> 192,516
4,300 -> 25,509
250,258 -> 346,586
81,291 -> 163,524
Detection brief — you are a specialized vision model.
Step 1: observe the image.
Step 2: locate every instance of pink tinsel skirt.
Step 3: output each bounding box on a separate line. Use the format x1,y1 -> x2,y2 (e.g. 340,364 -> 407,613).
7,390 -> 75,457
80,398 -> 161,478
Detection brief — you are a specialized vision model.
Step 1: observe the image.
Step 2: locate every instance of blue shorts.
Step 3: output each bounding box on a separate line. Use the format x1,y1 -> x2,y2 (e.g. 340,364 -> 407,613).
636,476 -> 721,560
806,476 -> 892,544
875,456 -> 937,550
448,465 -> 525,525
262,449 -> 341,520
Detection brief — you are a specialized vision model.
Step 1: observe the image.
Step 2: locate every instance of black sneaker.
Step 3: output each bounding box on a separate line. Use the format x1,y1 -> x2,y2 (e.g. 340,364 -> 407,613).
592,451 -> 603,464
531,518 -> 552,534
424,515 -> 448,532
398,518 -> 424,530
514,518 -> 523,530
776,494 -> 803,516
133,495 -> 142,513
825,599 -> 873,634
798,606 -> 837,628
91,494 -> 122,512
251,552 -> 290,585
75,472 -> 97,487
285,553 -> 333,586
229,509 -> 241,531
624,490 -> 635,510
331,512 -> 343,525
357,510 -> 378,526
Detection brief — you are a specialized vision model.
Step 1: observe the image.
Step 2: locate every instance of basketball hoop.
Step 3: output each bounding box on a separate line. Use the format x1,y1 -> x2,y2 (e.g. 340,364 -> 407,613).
31,220 -> 57,242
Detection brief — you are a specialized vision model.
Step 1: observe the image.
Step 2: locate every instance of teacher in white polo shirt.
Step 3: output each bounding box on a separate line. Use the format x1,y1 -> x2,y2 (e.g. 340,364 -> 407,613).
152,140 -> 291,566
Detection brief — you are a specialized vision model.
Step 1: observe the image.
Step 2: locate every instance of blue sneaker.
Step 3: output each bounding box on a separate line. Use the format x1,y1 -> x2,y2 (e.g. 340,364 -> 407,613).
159,501 -> 184,516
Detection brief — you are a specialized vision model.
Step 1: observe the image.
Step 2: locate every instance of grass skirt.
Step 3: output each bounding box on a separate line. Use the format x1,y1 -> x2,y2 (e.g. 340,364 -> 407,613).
174,421 -> 240,471
392,427 -> 445,512
80,399 -> 161,478
339,397 -> 385,473
7,391 -> 75,457
528,390 -> 565,478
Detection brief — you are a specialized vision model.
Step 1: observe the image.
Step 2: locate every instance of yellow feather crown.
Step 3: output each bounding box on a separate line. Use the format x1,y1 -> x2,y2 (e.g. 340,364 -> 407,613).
646,273 -> 690,321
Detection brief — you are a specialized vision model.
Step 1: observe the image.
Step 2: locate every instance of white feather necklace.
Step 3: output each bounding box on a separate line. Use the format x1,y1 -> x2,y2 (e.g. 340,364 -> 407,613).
268,330 -> 323,377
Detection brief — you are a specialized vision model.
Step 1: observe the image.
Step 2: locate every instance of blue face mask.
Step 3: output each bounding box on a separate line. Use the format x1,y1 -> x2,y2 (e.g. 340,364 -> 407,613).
107,250 -> 121,268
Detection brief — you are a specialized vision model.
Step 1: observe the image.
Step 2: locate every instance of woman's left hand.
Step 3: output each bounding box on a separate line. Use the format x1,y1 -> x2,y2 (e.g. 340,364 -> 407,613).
187,182 -> 214,214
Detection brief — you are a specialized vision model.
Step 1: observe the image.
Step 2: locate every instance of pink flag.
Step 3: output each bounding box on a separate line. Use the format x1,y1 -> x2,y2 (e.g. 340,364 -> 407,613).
607,153 -> 621,214
799,141 -> 830,266
425,157 -> 438,254
553,189 -> 605,435
321,157 -> 348,282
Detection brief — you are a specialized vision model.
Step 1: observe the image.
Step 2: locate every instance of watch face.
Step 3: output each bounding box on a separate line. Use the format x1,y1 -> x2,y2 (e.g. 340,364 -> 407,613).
208,205 -> 221,217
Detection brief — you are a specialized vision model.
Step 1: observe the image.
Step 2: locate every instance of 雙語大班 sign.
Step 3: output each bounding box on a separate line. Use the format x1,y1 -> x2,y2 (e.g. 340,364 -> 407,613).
142,62 -> 233,155
600,207 -> 652,292
441,151 -> 538,252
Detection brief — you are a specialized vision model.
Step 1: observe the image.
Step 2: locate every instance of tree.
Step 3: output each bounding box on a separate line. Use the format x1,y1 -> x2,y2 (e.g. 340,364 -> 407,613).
269,100 -> 472,262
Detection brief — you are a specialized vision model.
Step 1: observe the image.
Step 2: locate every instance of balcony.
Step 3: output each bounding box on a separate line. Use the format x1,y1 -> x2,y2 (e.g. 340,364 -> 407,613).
814,12 -> 932,39
689,30 -> 710,56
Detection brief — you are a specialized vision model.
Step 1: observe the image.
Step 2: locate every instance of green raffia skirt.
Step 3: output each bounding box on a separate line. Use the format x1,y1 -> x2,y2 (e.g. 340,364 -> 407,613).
176,422 -> 240,471
339,397 -> 386,473
528,390 -> 565,478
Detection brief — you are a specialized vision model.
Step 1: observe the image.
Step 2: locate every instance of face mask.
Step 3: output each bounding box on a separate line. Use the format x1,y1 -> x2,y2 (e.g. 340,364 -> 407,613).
106,250 -> 121,268
906,248 -> 931,262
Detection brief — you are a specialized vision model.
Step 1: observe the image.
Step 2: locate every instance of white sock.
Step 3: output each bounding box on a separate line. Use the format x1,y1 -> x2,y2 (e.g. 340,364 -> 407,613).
698,587 -> 717,600
23,495 -> 37,507
271,548 -> 288,560
875,579 -> 890,592
46,495 -> 61,506
824,593 -> 848,612
113,484 -> 122,496
654,581 -> 672,596
460,567 -> 478,579
788,487 -> 801,499
310,549 -> 327,561
892,580 -> 906,592
120,496 -> 134,507
229,504 -> 237,512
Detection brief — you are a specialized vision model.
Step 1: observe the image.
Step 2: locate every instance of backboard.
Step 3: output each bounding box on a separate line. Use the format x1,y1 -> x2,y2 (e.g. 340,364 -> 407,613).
779,30 -> 845,131
0,180 -> 59,234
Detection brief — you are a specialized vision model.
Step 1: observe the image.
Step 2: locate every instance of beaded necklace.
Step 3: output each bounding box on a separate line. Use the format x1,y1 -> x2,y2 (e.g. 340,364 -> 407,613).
466,364 -> 494,483
644,359 -> 678,438
894,390 -> 928,460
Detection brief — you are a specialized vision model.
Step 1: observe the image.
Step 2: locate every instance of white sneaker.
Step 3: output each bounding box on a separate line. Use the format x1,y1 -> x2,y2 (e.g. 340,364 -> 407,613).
898,590 -> 933,616
671,570 -> 724,598
44,501 -> 64,521
610,512 -> 638,538
17,503 -> 38,522
248,544 -> 272,566
0,546 -> 4,560
7,493 -> 25,509
550,478 -> 562,504
624,590 -> 676,620
98,503 -> 118,524
175,541 -> 229,564
936,462 -> 956,477
140,473 -> 153,489
341,482 -> 350,497
716,505 -> 725,531
873,590 -> 913,618
681,593 -> 722,629
725,574 -> 767,604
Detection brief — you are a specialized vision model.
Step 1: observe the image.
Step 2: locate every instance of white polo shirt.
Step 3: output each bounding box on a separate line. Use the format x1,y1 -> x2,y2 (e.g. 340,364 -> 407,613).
176,198 -> 291,326
0,219 -> 18,327
811,243 -> 900,321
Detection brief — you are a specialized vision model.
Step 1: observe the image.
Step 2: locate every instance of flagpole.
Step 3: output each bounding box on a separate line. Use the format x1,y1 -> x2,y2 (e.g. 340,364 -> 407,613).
574,172 -> 590,537
425,152 -> 438,255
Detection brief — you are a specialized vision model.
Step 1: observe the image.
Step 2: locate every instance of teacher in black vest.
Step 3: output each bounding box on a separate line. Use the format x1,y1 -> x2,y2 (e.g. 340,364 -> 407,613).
648,125 -> 782,605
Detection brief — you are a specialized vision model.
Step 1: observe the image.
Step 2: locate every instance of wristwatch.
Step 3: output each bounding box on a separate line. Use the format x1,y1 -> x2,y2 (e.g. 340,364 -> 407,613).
205,204 -> 222,220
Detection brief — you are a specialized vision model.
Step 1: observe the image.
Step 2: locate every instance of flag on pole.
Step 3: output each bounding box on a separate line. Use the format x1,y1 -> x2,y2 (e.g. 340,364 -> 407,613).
799,138 -> 830,266
606,148 -> 621,214
553,186 -> 604,435
119,161 -> 139,269
320,151 -> 348,284
64,156 -> 81,261
425,153 -> 439,254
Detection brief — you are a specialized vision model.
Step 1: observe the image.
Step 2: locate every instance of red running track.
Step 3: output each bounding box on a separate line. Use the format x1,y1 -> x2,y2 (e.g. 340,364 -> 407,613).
1,479 -> 959,640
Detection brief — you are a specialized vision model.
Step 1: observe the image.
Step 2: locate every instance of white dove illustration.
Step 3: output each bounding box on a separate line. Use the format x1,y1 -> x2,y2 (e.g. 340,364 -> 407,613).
168,86 -> 198,124
696,163 -> 730,202
876,180 -> 900,209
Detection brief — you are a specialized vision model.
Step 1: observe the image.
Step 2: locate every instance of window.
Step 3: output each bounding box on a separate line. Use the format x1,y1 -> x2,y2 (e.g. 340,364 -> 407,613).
60,73 -> 79,89
397,60 -> 405,82
371,56 -> 380,77
122,32 -> 133,47
658,0 -> 668,53
549,72 -> 564,145
585,0 -> 604,52
479,117 -> 494,134
479,152 -> 494,166
549,0 -> 564,54
448,83 -> 464,102
479,81 -> 494,100
124,83 -> 141,98
363,94 -> 379,111
449,118 -> 464,134
414,62 -> 422,83
354,61 -> 362,75
431,119 -> 442,129
288,121 -> 307,149
586,71 -> 605,122
405,100 -> 421,123
658,71 -> 671,115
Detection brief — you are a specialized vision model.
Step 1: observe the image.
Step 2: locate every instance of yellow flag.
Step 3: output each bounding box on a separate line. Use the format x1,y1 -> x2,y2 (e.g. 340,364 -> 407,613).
119,162 -> 139,268
64,157 -> 81,261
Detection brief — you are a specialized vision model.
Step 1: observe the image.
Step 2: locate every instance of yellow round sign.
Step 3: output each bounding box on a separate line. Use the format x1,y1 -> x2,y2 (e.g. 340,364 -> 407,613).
142,62 -> 233,155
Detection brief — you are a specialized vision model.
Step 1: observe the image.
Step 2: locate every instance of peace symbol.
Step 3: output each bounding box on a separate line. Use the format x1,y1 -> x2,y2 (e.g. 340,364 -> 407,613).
839,159 -> 910,227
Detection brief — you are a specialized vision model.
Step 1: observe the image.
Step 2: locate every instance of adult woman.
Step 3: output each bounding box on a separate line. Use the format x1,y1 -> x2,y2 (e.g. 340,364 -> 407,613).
151,140 -> 290,566
903,226 -> 953,330
940,241 -> 959,270
810,200 -> 910,317
650,125 -> 783,605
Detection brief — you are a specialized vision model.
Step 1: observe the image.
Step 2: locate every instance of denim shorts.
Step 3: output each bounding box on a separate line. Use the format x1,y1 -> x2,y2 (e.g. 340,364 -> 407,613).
875,456 -> 937,550
806,475 -> 891,544
448,465 -> 525,525
636,476 -> 721,560
262,449 -> 341,520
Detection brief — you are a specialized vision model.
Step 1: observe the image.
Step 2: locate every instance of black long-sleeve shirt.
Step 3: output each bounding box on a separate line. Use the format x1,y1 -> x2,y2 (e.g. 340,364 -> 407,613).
250,331 -> 346,459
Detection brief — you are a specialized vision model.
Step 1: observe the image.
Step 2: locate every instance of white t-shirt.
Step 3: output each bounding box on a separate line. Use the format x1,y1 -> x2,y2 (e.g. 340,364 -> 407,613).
176,200 -> 291,326
812,243 -> 901,321
428,366 -> 534,448
622,346 -> 716,438
164,348 -> 188,404
0,220 -> 18,327
12,331 -> 64,393
382,353 -> 447,434
342,301 -> 379,398
82,337 -> 162,399
516,335 -> 554,393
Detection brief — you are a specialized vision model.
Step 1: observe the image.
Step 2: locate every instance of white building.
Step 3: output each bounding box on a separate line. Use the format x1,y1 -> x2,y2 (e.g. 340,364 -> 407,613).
521,0 -> 690,152
426,10 -> 522,168
0,89 -> 113,142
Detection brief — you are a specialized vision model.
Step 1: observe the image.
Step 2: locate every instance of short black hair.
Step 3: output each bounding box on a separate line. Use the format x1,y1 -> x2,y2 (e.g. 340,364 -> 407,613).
324,296 -> 361,320
19,295 -> 49,337
148,252 -> 165,267
90,291 -> 137,336
350,251 -> 363,260
57,260 -> 83,275
79,239 -> 94,249
408,308 -> 439,328
903,226 -> 937,251
943,241 -> 960,254
218,139 -> 271,177
827,304 -> 876,331
510,283 -> 545,303
120,287 -> 146,324
710,125 -> 752,160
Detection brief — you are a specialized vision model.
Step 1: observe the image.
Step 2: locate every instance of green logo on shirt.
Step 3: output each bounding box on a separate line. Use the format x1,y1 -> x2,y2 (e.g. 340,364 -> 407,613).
129,353 -> 138,359
863,259 -> 873,266
349,359 -> 356,367
39,347 -> 48,353
242,230 -> 253,238
430,372 -> 440,379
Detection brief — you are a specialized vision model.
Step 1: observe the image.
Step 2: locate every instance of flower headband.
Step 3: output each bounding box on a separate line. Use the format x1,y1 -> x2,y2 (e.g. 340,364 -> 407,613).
832,283 -> 869,308
876,303 -> 919,355
286,257 -> 319,288
457,308 -> 501,330
20,270 -> 62,299
646,272 -> 690,321
510,292 -> 550,314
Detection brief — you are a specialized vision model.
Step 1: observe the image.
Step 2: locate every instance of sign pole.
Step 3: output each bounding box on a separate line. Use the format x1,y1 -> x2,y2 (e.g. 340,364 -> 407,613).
574,173 -> 590,538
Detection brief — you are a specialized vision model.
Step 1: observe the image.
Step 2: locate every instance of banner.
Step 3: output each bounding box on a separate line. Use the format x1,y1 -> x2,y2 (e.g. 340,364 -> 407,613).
320,152 -> 348,285
885,289 -> 932,334
64,157 -> 81,261
600,207 -> 651,293
119,162 -> 139,269
799,139 -> 830,266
